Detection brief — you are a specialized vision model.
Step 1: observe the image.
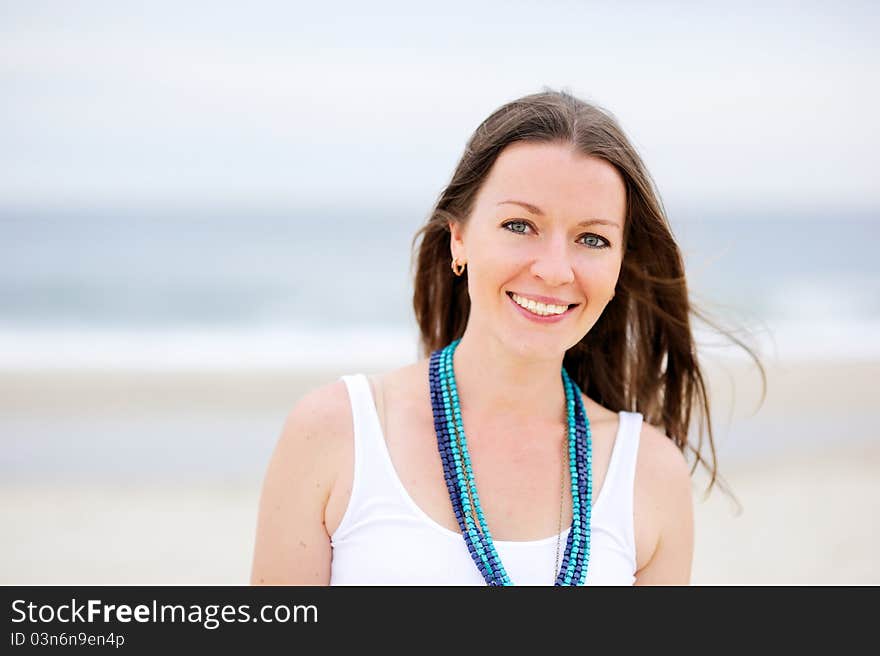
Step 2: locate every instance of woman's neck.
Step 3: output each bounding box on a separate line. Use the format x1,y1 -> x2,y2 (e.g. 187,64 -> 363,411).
449,329 -> 569,433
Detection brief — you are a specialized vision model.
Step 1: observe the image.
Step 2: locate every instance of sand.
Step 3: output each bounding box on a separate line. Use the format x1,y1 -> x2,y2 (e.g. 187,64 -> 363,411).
1,357 -> 878,585
690,444 -> 880,584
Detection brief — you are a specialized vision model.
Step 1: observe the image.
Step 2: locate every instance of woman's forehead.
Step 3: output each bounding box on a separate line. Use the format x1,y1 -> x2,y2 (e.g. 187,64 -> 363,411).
477,142 -> 626,223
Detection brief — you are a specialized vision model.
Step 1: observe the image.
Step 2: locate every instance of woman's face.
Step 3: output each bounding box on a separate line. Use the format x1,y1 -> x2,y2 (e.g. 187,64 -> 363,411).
450,141 -> 626,360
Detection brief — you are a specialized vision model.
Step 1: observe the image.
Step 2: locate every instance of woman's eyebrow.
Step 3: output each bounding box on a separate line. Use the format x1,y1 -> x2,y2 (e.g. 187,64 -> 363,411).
497,199 -> 621,231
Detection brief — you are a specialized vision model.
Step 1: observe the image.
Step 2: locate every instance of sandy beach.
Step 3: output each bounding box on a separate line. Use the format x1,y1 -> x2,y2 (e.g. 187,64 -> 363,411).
2,357 -> 878,585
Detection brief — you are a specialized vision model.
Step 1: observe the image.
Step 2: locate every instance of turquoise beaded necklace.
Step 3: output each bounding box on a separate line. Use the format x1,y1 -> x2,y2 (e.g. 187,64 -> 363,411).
429,338 -> 593,585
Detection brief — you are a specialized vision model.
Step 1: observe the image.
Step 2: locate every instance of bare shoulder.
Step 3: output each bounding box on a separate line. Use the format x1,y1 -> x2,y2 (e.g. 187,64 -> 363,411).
368,358 -> 431,416
249,378 -> 353,586
271,379 -> 355,489
633,420 -> 695,585
636,421 -> 692,489
285,379 -> 354,451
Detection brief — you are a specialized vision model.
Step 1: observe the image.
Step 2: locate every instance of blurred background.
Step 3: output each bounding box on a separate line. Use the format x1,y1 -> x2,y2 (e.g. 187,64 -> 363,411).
2,0 -> 877,584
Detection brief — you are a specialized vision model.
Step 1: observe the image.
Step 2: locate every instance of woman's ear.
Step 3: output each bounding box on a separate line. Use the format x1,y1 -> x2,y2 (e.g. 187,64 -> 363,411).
448,220 -> 466,261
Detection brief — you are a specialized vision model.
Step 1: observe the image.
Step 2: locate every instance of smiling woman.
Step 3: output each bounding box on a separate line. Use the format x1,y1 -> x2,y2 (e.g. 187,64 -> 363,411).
445,142 -> 626,359
250,87 -> 764,586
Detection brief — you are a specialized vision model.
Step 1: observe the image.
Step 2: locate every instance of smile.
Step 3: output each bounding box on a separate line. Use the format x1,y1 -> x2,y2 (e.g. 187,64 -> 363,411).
506,291 -> 579,322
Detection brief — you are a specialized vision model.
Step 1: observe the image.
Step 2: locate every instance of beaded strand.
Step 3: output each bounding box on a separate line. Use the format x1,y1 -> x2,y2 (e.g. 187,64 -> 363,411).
572,377 -> 593,585
556,370 -> 581,584
429,339 -> 594,586
439,343 -> 510,584
428,349 -> 501,584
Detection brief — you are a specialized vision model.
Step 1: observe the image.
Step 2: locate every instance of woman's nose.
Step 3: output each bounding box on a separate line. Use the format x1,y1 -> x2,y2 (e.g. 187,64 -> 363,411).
529,237 -> 575,287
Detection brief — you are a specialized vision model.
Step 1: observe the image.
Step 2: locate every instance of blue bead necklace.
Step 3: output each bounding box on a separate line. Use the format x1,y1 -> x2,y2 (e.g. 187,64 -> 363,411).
428,338 -> 593,585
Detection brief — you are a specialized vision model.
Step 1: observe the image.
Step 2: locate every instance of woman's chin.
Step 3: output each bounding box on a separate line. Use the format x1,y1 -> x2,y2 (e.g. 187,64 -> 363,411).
501,332 -> 572,361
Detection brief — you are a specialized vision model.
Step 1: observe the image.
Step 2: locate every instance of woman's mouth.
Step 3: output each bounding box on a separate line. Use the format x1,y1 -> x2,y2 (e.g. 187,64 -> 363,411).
506,291 -> 579,323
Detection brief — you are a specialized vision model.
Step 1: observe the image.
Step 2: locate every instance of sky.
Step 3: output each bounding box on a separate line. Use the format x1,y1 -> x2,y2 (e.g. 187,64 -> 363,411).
1,0 -> 878,216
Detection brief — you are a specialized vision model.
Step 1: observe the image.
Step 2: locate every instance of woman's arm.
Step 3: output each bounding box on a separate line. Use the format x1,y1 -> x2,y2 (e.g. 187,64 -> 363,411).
633,423 -> 695,586
250,381 -> 349,585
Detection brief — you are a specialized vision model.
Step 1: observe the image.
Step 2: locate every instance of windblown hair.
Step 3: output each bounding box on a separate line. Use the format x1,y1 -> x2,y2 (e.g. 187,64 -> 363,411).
410,88 -> 765,497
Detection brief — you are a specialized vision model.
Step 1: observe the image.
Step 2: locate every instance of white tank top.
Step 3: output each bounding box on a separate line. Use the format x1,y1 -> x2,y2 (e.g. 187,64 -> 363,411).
330,373 -> 641,586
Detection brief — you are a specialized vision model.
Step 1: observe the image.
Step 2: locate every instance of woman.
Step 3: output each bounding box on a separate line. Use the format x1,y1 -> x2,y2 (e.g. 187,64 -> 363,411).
251,89 -> 751,585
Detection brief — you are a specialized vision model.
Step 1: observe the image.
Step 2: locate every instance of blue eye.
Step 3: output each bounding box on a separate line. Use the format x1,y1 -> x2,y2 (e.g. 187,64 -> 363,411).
579,234 -> 610,249
501,220 -> 611,249
502,220 -> 530,234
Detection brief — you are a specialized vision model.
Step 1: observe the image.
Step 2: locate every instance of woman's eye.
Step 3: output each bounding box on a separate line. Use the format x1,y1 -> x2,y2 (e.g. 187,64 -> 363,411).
580,234 -> 610,249
502,220 -> 530,234
503,221 -> 610,249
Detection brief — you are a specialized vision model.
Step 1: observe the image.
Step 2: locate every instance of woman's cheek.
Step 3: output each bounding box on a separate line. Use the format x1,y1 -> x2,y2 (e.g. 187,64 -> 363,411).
483,243 -> 523,276
577,268 -> 617,306
578,258 -> 612,281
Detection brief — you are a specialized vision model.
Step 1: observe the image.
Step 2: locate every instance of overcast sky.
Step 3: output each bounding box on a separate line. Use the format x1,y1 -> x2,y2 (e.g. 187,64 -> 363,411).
2,0 -> 878,216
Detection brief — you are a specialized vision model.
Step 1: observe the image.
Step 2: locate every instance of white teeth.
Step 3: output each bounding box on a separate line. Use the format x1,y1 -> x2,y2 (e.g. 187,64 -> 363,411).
511,293 -> 568,316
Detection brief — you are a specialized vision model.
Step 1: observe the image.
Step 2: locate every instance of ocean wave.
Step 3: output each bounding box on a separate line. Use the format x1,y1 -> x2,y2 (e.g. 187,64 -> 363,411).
1,319 -> 878,371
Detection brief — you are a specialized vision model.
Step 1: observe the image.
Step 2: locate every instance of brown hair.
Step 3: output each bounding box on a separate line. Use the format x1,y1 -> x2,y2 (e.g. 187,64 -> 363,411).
410,88 -> 765,497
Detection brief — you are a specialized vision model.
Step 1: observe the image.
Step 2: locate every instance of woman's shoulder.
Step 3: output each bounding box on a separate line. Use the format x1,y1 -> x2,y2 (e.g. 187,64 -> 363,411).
271,379 -> 357,492
633,420 -> 691,490
367,357 -> 431,410
631,418 -> 695,582
253,376 -> 364,585
285,361 -> 425,445
584,394 -> 688,478
285,378 -> 352,436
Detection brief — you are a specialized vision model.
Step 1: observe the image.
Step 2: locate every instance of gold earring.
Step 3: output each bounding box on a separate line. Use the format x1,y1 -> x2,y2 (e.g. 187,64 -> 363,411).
451,258 -> 466,276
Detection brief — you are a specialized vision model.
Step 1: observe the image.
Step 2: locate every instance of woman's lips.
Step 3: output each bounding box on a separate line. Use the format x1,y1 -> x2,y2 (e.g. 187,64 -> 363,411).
506,291 -> 578,324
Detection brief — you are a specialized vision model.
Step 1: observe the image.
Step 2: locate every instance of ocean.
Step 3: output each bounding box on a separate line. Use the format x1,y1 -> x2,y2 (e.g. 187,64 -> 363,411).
1,205 -> 878,366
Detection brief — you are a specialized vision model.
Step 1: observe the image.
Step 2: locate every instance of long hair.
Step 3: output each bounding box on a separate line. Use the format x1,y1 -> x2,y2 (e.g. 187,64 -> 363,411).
410,88 -> 765,497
